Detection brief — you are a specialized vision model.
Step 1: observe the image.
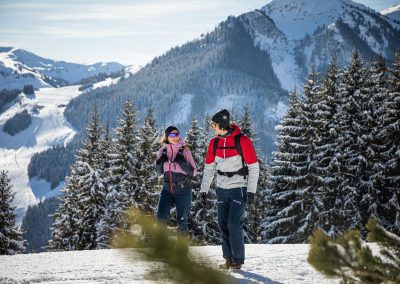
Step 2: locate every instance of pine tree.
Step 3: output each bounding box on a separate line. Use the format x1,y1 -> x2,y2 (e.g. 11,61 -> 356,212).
48,169 -> 81,251
185,117 -> 202,166
136,108 -> 160,214
334,51 -> 370,236
95,121 -> 114,248
198,114 -> 211,173
261,88 -> 310,243
239,104 -> 257,140
98,100 -> 140,248
371,51 -> 400,235
189,115 -> 220,244
313,57 -> 342,236
0,171 -> 25,255
74,109 -> 107,250
229,108 -> 240,126
238,104 -> 265,243
308,219 -> 400,283
294,65 -> 323,242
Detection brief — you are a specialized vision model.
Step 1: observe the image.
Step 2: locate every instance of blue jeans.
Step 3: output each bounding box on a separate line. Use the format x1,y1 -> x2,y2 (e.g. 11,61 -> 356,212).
216,187 -> 246,264
156,190 -> 192,232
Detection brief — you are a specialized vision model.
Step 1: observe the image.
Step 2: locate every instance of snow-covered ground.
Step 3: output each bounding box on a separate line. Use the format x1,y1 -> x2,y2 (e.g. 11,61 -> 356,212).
0,244 -> 338,283
0,85 -> 82,223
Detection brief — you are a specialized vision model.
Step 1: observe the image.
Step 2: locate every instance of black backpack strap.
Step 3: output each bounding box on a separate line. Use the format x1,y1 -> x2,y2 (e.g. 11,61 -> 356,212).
235,133 -> 244,167
213,137 -> 219,158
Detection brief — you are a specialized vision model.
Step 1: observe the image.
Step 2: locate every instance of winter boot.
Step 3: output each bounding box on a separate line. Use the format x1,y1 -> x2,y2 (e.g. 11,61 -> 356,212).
218,258 -> 232,269
230,263 -> 242,270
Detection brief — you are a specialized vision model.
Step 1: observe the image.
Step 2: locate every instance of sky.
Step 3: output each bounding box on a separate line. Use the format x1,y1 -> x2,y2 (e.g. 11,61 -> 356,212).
0,0 -> 399,66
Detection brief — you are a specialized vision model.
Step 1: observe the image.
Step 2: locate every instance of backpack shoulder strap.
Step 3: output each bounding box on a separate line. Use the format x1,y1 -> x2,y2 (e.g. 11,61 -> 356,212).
235,133 -> 245,167
213,137 -> 219,158
234,133 -> 243,157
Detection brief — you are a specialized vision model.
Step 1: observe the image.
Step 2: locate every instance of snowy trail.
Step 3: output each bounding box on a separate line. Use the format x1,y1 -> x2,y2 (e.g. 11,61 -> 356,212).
0,86 -> 81,223
0,244 -> 338,283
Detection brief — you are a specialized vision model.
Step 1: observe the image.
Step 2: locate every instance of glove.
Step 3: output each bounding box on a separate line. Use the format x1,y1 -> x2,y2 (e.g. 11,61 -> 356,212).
174,151 -> 186,164
200,192 -> 207,206
244,192 -> 255,204
156,151 -> 168,165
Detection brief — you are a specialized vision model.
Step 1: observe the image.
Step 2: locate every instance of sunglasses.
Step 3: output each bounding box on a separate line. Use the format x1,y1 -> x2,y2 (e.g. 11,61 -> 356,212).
169,132 -> 180,138
211,122 -> 217,129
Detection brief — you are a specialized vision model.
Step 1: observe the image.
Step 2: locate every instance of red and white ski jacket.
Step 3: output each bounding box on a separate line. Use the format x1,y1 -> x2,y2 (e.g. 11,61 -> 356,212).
200,125 -> 259,193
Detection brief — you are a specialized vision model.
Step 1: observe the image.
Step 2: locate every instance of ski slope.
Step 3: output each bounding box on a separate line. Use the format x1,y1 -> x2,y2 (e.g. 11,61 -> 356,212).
0,85 -> 82,223
0,244 -> 339,283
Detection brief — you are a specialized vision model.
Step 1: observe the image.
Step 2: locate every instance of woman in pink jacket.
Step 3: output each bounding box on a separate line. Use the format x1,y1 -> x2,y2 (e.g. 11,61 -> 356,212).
155,126 -> 197,233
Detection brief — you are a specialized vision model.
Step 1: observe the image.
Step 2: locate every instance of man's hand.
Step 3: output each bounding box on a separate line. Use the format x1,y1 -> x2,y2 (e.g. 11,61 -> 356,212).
200,192 -> 207,206
156,151 -> 168,165
244,192 -> 255,204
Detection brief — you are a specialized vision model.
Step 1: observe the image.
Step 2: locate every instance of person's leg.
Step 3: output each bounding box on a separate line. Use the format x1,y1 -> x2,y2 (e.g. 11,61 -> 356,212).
216,188 -> 232,263
156,190 -> 174,224
228,187 -> 246,265
175,191 -> 192,233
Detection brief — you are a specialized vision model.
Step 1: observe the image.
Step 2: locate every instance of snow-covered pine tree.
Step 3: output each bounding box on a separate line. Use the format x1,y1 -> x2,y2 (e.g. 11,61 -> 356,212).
95,121 -> 114,249
358,57 -> 391,235
0,171 -> 25,255
99,100 -> 140,247
74,109 -> 107,250
48,168 -> 81,251
239,104 -> 257,140
372,51 -> 400,235
135,108 -> 160,215
313,57 -> 342,236
199,114 -> 211,174
229,108 -> 240,126
292,65 -> 323,242
334,51 -> 369,236
238,104 -> 265,243
189,115 -> 220,244
185,117 -> 202,166
261,88 -> 310,243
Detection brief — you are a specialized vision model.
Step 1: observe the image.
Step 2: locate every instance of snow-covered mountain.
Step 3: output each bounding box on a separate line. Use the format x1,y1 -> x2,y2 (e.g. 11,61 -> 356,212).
381,4 -> 400,22
0,86 -> 80,223
0,244 -> 339,283
0,47 -> 125,90
64,0 -> 400,157
0,78 -> 122,224
243,0 -> 400,90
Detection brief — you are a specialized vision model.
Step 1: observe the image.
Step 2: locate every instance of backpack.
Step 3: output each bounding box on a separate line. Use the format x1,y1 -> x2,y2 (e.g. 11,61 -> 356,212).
212,133 -> 248,179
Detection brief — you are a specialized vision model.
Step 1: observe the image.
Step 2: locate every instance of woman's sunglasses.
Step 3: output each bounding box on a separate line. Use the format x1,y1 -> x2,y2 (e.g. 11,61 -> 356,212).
169,132 -> 180,138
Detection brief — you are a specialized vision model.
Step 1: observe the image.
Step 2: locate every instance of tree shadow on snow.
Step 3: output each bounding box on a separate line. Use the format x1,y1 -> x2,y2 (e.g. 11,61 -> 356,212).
227,270 -> 284,284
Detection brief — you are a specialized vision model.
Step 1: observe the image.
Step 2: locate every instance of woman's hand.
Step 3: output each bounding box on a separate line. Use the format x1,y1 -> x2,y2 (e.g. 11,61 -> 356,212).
157,150 -> 168,165
173,151 -> 185,164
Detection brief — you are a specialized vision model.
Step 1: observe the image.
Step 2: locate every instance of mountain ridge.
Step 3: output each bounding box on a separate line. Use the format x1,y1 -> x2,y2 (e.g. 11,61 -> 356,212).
0,47 -> 125,90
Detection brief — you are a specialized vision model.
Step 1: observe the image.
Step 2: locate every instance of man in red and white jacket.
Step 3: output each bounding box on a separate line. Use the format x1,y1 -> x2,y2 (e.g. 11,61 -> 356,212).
200,109 -> 259,270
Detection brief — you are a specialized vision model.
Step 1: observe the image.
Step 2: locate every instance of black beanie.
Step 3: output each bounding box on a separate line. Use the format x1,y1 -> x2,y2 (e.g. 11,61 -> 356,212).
165,125 -> 179,137
212,109 -> 230,128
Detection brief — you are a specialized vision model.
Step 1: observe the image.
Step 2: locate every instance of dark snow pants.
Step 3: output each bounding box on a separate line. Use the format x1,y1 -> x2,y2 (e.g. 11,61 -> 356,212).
156,189 -> 192,232
216,187 -> 246,264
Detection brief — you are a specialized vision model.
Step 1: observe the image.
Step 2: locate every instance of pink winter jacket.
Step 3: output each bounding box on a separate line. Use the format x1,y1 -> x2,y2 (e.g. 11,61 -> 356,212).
156,138 -> 197,177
